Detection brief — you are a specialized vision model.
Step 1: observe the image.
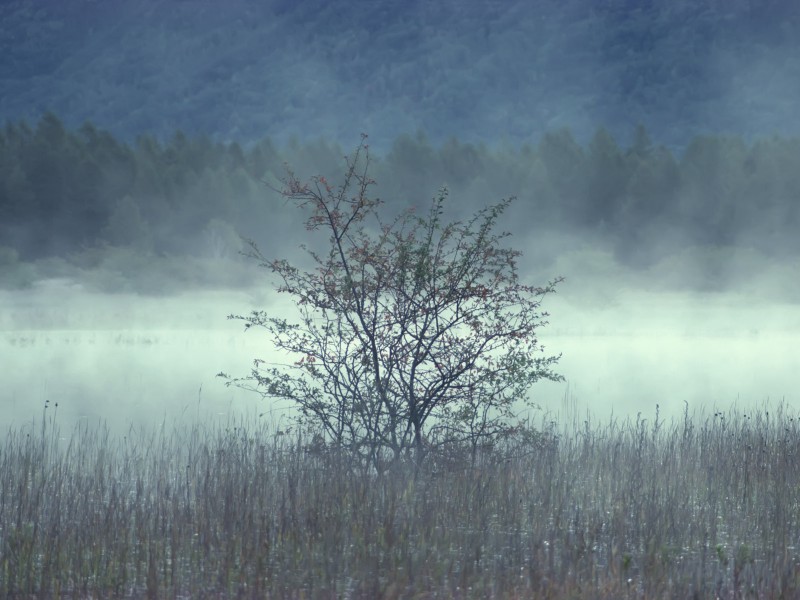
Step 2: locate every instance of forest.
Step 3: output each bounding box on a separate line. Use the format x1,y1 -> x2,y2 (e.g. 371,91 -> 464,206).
3,0 -> 798,151
1,112 -> 799,291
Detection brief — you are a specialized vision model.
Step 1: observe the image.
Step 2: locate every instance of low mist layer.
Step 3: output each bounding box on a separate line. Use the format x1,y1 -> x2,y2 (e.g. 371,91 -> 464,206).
2,251 -> 798,437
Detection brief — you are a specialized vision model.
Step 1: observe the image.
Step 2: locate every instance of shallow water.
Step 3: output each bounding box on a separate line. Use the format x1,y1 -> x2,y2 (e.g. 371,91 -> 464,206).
2,278 -> 799,436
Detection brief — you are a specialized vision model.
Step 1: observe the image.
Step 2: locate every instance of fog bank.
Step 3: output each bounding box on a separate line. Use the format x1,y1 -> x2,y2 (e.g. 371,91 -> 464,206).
3,262 -> 798,437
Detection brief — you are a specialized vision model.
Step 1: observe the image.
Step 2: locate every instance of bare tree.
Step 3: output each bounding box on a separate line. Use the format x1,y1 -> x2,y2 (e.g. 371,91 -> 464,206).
222,135 -> 563,472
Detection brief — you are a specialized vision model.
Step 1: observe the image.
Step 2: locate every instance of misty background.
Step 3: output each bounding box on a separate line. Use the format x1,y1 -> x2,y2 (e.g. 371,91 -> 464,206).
1,0 -> 800,434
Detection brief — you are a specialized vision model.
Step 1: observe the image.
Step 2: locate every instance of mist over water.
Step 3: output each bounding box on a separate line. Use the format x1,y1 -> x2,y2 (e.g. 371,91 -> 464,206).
2,1 -> 799,438
542,286 -> 800,423
3,254 -> 798,438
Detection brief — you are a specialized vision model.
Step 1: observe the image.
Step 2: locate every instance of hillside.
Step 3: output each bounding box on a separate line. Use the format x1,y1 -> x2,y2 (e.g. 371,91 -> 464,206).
1,0 -> 799,150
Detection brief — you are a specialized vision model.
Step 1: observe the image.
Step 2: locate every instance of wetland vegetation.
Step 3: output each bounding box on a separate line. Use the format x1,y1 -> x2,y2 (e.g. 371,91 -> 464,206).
2,403 -> 799,598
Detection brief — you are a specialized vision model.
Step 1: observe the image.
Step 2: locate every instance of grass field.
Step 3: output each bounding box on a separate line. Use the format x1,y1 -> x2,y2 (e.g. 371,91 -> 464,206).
2,402 -> 799,599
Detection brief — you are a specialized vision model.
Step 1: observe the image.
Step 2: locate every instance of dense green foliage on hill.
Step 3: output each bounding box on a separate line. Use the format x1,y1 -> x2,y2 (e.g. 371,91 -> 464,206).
1,114 -> 799,277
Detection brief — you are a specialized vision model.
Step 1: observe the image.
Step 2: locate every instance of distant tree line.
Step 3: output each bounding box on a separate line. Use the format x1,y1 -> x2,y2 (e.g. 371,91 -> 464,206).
1,112 -> 799,268
0,112 -> 298,263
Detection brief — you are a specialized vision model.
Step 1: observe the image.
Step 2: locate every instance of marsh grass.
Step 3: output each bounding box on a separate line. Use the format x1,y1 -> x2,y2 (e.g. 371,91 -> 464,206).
2,402 -> 800,598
